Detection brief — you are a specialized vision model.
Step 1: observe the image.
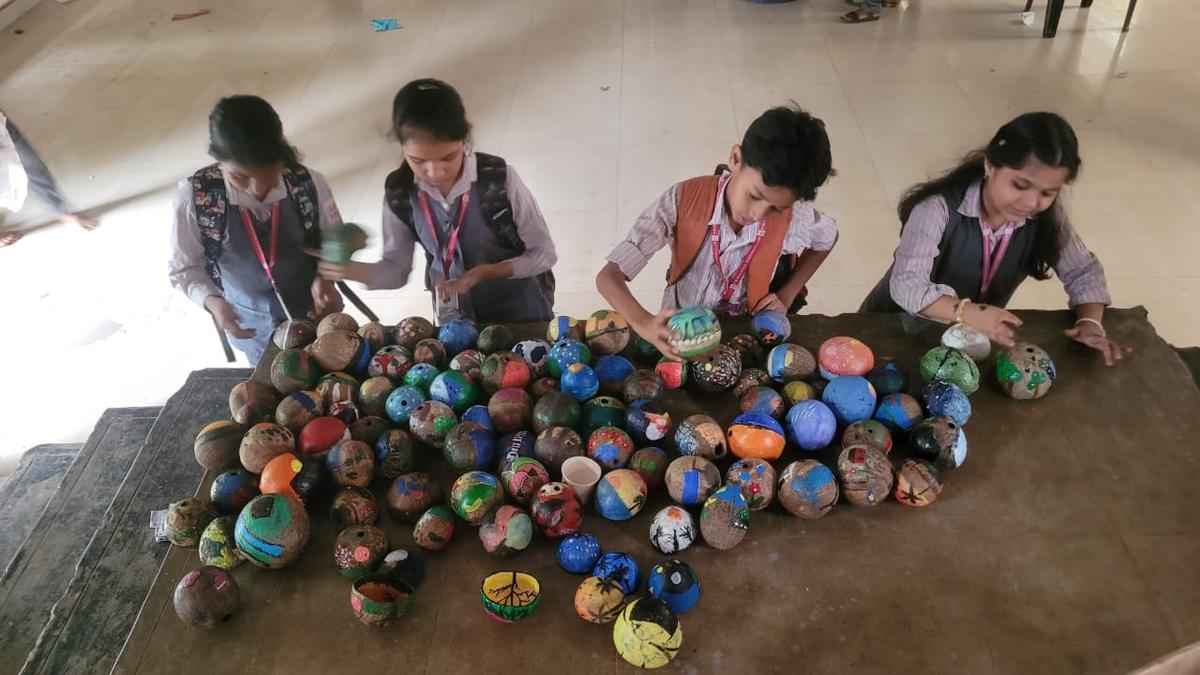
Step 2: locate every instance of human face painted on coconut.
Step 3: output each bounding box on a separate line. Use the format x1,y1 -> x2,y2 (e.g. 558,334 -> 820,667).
221,161 -> 284,201
981,156 -> 1070,227
723,145 -> 798,229
402,132 -> 468,196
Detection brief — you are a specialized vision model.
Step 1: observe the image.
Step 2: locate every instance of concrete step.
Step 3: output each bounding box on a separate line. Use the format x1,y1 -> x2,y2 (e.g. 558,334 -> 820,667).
0,444 -> 82,578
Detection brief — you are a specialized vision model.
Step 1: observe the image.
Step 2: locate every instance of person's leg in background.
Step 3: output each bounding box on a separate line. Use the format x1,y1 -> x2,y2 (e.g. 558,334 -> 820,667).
842,0 -> 883,23
5,116 -> 96,232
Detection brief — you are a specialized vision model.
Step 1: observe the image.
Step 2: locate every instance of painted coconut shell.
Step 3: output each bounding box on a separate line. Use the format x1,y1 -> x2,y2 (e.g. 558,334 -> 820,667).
613,598 -> 683,669
996,342 -> 1056,400
593,552 -> 640,595
664,456 -> 721,507
478,505 -> 533,558
594,469 -> 648,521
443,422 -> 497,473
325,439 -> 375,488
922,379 -> 972,427
689,344 -> 741,394
575,575 -> 627,624
330,486 -> 379,528
725,458 -> 777,511
476,324 -> 515,354
587,426 -> 636,471
557,533 -> 602,573
942,323 -> 991,362
428,370 -> 480,414
751,309 -> 791,346
733,368 -> 774,399
867,362 -> 907,396
626,400 -> 672,447
725,412 -> 786,461
874,393 -> 923,432
413,505 -> 456,551
480,352 -> 532,394
351,574 -> 414,627
561,362 -> 600,401
842,420 -> 893,455
777,460 -> 839,519
786,400 -> 837,451
894,458 -> 943,507
837,445 -> 894,508
649,505 -> 696,555
647,559 -> 701,614
368,345 -> 413,381
198,516 -> 242,570
272,319 -> 316,350
310,330 -> 364,373
270,348 -> 320,395
210,469 -> 259,515
384,386 -> 425,427
275,391 -> 323,432
488,388 -> 532,435
738,385 -> 786,419
437,319 -> 479,356
547,315 -> 585,343
767,343 -> 817,383
386,472 -> 443,523
333,525 -> 389,579
513,339 -> 552,378
297,416 -> 349,457
449,471 -> 504,525
234,494 -> 310,569
317,312 -> 359,336
699,484 -> 751,550
167,498 -> 218,547
532,390 -> 581,433
402,363 -> 441,395
595,355 -> 635,397
817,336 -> 875,378
654,358 -> 688,390
910,417 -> 968,470
673,414 -> 727,460
195,420 -> 246,472
628,447 -> 669,491
726,334 -> 765,370
375,429 -> 417,480
585,309 -> 632,356
409,401 -> 458,449
229,379 -> 281,426
480,571 -> 540,623
501,457 -> 550,506
534,426 -> 584,474
621,369 -> 665,404
547,338 -> 591,379
666,306 -> 722,359
395,316 -> 436,350
821,375 -> 878,425
173,566 -> 240,627
919,346 -> 980,395
530,482 -> 584,537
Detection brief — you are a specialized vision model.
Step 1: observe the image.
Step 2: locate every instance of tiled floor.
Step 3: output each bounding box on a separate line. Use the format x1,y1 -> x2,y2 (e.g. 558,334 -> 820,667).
1,0 -> 1198,469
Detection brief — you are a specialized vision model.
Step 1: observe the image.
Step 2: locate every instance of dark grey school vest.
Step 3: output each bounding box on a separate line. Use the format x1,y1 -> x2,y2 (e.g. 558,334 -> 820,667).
385,153 -> 555,324
860,183 -> 1037,313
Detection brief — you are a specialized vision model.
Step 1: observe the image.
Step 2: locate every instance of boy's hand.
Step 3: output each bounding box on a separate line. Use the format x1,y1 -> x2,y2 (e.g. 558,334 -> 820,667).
751,293 -> 788,314
307,248 -> 367,283
633,309 -> 681,361
205,296 -> 255,339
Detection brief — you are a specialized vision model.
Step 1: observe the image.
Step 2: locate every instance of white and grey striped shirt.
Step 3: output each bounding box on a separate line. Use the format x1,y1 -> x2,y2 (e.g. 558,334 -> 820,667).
607,174 -> 838,310
887,180 -> 1111,314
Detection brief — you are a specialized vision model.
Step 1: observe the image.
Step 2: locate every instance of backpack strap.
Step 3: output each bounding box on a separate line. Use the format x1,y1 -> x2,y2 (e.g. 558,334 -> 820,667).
282,164 -> 322,249
474,152 -> 524,252
190,163 -> 229,291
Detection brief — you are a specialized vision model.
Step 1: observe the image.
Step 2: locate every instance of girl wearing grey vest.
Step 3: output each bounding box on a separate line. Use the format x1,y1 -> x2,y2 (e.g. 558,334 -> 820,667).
861,112 -> 1130,366
317,79 -> 556,324
169,96 -> 345,364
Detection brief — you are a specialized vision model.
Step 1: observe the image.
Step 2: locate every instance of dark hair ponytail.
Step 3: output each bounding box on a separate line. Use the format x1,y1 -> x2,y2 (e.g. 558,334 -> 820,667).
208,95 -> 299,167
898,112 -> 1081,280
391,78 -> 471,143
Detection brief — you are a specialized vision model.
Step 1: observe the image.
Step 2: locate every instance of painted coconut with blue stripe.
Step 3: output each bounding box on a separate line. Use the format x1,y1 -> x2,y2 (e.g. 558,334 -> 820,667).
234,493 -> 310,569
666,306 -> 722,359
664,455 -> 720,507
547,315 -> 584,343
777,460 -> 839,519
647,559 -> 700,614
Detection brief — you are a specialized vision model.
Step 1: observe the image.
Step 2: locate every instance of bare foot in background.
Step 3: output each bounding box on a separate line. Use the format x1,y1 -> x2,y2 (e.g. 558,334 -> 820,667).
59,213 -> 98,230
0,231 -> 22,246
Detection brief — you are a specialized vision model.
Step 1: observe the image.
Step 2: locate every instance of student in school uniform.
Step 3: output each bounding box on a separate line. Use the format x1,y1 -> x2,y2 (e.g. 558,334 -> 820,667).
595,105 -> 838,357
317,78 -> 557,324
860,111 -> 1130,366
0,109 -> 97,246
168,95 -> 344,365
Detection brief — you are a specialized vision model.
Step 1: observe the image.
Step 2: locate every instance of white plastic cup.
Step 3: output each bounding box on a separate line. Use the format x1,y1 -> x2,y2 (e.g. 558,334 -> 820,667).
561,456 -> 602,505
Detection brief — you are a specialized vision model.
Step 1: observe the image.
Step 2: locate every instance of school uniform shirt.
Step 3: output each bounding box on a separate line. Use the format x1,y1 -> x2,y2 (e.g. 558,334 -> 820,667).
369,152 -> 556,297
607,173 -> 838,310
886,180 -> 1110,314
168,169 -> 343,308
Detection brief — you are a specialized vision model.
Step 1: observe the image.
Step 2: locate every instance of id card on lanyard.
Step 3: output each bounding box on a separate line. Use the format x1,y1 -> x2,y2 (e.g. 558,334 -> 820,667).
710,175 -> 767,317
238,202 -> 294,321
417,191 -> 471,280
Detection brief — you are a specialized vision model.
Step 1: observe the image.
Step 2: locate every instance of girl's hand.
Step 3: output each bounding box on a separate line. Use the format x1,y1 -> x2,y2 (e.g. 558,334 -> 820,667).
963,302 -> 1022,348
309,277 -> 343,319
437,269 -> 480,299
633,308 -> 681,361
205,296 -> 255,339
1064,323 -> 1131,366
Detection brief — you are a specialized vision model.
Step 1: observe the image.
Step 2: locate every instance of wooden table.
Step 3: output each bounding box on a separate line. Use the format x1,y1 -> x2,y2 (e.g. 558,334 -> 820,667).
112,308 -> 1199,675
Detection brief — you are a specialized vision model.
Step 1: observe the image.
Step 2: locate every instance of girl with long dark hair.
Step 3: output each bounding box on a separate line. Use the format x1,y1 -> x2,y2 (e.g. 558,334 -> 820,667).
861,112 -> 1129,365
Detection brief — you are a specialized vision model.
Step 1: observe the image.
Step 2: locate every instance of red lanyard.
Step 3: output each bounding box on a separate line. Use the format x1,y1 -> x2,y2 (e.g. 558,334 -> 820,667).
239,203 -> 281,285
979,218 -> 1014,297
709,174 -> 767,303
417,191 -> 471,278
